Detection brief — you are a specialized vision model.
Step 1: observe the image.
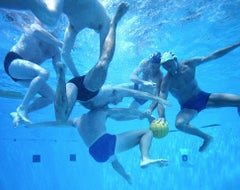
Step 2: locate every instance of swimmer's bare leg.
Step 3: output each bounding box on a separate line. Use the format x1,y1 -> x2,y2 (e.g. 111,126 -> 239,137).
112,2 -> 129,24
54,62 -> 72,121
176,110 -> 213,152
199,135 -> 213,152
139,130 -> 168,168
10,112 -> 21,128
10,112 -> 29,128
16,107 -> 32,124
83,2 -> 129,92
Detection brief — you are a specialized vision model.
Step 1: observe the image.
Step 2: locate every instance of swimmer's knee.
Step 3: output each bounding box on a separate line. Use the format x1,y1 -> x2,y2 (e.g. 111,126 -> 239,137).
39,69 -> 49,81
175,119 -> 186,131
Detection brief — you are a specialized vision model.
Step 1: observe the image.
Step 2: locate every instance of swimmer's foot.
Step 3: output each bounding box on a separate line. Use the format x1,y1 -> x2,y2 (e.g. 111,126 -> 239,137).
113,2 -> 129,24
16,107 -> 32,124
199,136 -> 213,152
140,158 -> 168,168
10,112 -> 23,128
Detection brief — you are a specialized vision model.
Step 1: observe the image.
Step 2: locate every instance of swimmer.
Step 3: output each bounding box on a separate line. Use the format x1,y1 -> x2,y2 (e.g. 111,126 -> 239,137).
147,42 -> 240,152
73,108 -> 169,184
128,52 -> 164,110
54,3 -> 170,121
4,23 -> 63,127
26,108 -> 168,184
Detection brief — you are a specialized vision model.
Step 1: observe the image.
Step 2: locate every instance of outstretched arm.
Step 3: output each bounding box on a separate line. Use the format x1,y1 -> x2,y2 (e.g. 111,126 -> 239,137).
24,120 -> 75,128
185,42 -> 240,67
111,159 -> 132,184
146,75 -> 170,118
113,86 -> 171,106
106,108 -> 152,121
31,24 -> 63,47
146,77 -> 162,114
62,23 -> 80,77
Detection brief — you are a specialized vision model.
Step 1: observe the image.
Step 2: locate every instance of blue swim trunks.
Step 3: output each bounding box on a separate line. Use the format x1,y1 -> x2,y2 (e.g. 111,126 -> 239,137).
133,83 -> 148,105
180,91 -> 211,112
67,76 -> 99,101
4,51 -> 23,82
89,133 -> 116,163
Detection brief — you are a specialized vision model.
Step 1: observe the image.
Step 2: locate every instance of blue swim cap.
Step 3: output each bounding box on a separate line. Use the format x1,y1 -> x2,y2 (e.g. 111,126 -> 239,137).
150,52 -> 161,64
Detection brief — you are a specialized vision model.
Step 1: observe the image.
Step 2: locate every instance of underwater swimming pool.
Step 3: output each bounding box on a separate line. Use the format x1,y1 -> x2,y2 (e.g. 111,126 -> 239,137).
0,0 -> 240,189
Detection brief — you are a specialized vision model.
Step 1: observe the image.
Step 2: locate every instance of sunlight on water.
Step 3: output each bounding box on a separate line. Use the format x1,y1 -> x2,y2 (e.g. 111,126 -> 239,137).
0,0 -> 240,189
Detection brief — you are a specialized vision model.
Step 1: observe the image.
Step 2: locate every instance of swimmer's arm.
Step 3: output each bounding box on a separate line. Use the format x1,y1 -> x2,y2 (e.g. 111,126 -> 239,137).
106,108 -> 150,121
62,24 -> 80,77
24,120 -> 75,128
111,159 -> 132,184
30,24 -> 63,48
146,77 -> 162,113
130,60 -> 146,85
185,42 -> 240,67
157,76 -> 170,118
114,87 -> 171,106
147,75 -> 169,117
114,83 -> 134,89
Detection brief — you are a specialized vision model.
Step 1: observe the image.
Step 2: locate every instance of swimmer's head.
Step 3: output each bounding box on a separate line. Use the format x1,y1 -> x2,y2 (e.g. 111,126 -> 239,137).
161,52 -> 179,75
150,52 -> 161,64
161,52 -> 177,64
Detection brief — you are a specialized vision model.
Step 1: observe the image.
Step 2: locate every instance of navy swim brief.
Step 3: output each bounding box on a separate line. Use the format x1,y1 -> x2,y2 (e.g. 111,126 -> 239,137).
67,76 -> 100,101
89,133 -> 116,163
4,51 -> 23,82
180,91 -> 211,112
133,83 -> 148,105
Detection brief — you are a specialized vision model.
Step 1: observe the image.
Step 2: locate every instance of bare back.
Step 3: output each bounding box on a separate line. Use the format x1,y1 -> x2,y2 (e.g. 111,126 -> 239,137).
75,110 -> 107,147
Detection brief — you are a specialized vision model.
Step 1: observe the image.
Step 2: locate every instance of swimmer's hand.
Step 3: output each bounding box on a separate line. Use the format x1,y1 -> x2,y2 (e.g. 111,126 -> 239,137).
143,81 -> 156,88
157,117 -> 167,123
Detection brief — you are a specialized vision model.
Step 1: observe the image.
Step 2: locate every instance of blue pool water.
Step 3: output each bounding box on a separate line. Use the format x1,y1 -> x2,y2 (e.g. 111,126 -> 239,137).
0,0 -> 240,189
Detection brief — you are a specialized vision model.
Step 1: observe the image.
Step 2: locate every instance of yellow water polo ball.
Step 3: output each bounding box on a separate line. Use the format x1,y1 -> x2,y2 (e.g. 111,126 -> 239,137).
150,119 -> 169,138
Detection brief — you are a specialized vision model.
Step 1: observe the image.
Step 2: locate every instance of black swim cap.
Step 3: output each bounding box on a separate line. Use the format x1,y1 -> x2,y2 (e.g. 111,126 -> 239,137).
150,52 -> 161,64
